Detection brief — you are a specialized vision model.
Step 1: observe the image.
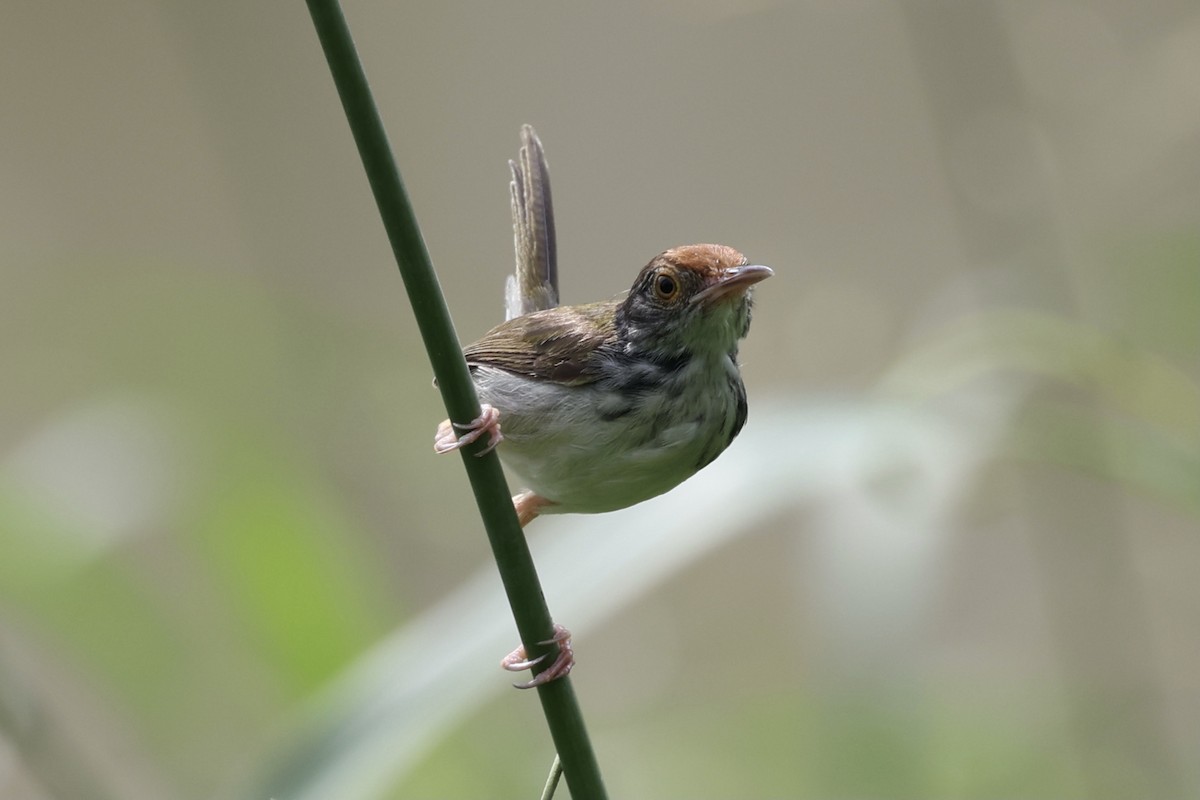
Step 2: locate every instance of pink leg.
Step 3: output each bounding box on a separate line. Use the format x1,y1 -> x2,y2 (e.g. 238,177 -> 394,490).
433,404 -> 503,456
501,623 -> 574,689
513,490 -> 555,527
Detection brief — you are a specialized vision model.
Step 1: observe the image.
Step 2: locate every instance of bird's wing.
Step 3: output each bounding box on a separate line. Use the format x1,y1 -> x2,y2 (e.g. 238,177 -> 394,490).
464,302 -> 617,386
505,125 -> 559,320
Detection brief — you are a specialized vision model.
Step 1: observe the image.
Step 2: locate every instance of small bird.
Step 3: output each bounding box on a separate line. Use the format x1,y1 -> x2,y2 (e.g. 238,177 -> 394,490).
435,127 -> 771,687
435,244 -> 771,519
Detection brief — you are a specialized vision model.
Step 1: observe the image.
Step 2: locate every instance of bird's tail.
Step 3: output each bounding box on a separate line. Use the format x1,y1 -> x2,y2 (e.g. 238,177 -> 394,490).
505,124 -> 559,319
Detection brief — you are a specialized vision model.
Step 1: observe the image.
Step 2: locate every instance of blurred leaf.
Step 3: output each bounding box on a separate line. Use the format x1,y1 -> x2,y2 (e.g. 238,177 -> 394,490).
1102,232 -> 1200,363
881,309 -> 1200,517
0,482 -> 88,596
2,547 -> 188,731
191,436 -> 393,695
1013,403 -> 1200,516
882,309 -> 1200,442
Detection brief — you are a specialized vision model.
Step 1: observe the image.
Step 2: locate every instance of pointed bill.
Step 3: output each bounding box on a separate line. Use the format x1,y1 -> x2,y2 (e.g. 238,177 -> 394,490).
692,264 -> 773,306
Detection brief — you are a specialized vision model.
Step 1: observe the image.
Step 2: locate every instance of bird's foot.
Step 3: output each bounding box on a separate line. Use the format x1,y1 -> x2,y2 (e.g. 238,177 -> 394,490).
512,490 -> 555,527
502,623 -> 574,689
433,404 -> 503,456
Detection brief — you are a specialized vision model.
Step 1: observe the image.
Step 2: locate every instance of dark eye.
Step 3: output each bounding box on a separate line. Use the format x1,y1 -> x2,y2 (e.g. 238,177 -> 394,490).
653,273 -> 678,301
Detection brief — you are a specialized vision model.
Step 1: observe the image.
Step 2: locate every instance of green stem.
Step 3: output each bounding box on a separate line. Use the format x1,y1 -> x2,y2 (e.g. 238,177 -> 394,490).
540,755 -> 564,800
303,2 -> 607,798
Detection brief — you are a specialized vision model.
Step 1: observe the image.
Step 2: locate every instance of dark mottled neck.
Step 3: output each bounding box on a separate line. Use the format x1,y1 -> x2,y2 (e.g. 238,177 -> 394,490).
608,309 -> 744,401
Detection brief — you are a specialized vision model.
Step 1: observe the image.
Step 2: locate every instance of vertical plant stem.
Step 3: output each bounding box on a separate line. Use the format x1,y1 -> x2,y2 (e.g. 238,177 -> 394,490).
303,2 -> 608,798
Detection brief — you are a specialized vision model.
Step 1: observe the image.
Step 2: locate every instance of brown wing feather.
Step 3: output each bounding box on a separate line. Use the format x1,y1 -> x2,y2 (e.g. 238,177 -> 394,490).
464,300 -> 618,385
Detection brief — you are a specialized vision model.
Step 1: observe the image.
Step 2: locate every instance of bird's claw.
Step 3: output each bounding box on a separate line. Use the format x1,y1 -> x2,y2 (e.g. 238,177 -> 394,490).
502,624 -> 574,689
433,404 -> 503,456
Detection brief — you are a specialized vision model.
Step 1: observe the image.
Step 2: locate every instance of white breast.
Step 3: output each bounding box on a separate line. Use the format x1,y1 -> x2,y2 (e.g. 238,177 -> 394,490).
474,353 -> 742,514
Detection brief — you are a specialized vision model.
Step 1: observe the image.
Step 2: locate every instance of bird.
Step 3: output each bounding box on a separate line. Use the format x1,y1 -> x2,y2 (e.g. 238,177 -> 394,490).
434,127 -> 771,687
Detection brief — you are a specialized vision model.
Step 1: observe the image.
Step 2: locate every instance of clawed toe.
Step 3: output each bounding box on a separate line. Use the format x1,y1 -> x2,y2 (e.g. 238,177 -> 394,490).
433,404 -> 503,456
501,624 -> 574,689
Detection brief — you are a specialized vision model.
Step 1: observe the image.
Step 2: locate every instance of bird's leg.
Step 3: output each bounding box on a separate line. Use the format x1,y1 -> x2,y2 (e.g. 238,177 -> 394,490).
501,491 -> 568,686
512,490 -> 555,527
501,623 -> 574,689
436,421 -> 565,685
433,404 -> 503,456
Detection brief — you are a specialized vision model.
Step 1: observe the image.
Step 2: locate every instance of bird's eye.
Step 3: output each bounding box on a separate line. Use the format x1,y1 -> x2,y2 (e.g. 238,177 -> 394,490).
653,273 -> 678,301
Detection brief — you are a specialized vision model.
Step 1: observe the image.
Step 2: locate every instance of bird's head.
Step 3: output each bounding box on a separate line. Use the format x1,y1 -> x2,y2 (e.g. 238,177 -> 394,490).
617,244 -> 772,359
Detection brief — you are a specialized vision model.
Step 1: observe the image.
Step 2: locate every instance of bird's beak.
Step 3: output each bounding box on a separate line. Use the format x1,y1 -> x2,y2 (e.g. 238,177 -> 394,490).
693,264 -> 774,306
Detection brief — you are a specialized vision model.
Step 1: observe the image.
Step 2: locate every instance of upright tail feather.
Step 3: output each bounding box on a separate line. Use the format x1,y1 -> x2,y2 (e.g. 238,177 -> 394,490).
506,124 -> 559,320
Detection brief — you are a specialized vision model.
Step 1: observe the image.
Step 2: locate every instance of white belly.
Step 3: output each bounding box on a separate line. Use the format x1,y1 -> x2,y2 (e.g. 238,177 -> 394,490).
472,356 -> 742,514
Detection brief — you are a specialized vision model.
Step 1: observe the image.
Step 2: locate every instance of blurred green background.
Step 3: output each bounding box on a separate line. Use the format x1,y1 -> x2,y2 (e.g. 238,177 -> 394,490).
2,2 -> 1198,798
